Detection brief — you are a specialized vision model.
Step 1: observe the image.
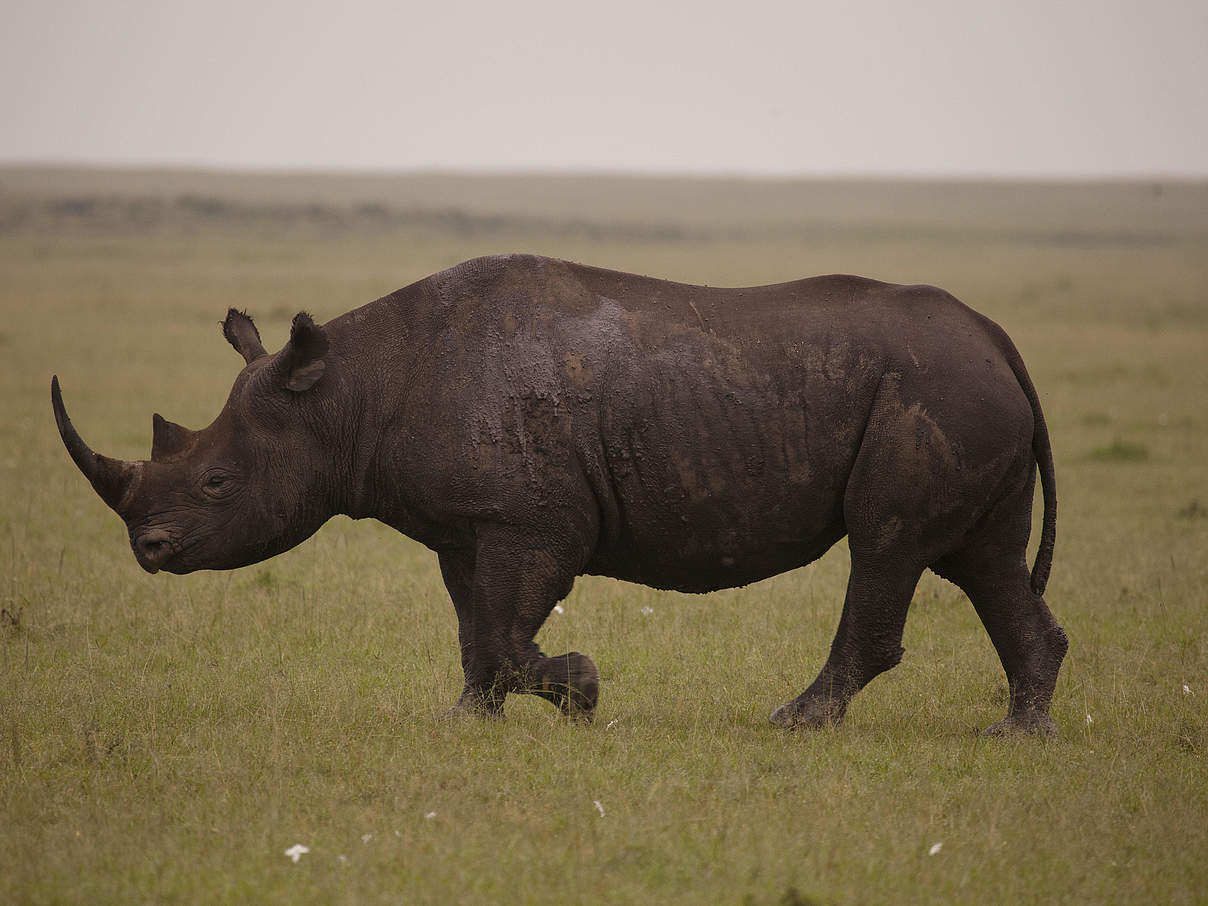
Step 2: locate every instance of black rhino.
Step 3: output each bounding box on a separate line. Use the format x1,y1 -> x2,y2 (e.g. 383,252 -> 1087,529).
53,254 -> 1067,734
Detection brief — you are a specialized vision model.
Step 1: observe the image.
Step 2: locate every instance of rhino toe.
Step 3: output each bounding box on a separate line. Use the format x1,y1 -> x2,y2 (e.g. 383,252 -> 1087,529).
982,712 -> 1058,737
769,697 -> 844,730
440,688 -> 506,722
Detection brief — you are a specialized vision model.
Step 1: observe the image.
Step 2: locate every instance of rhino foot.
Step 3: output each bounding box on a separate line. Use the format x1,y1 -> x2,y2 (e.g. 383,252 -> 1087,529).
769,696 -> 845,730
440,688 -> 505,722
982,712 -> 1058,737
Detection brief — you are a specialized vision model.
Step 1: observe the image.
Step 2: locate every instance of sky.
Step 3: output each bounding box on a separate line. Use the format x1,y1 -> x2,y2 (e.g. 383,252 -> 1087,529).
2,0 -> 1206,177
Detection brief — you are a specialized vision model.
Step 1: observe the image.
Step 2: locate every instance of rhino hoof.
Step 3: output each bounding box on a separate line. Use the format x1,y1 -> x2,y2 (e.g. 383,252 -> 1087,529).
982,713 -> 1058,737
769,698 -> 843,730
440,690 -> 505,722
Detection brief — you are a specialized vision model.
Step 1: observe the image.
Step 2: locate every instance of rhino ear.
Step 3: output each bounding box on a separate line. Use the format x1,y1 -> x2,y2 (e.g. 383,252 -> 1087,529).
276,312 -> 329,392
151,413 -> 198,463
222,309 -> 267,364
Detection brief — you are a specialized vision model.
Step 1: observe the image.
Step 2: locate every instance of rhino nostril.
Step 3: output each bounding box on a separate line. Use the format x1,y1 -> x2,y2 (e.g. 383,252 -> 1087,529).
135,530 -> 174,569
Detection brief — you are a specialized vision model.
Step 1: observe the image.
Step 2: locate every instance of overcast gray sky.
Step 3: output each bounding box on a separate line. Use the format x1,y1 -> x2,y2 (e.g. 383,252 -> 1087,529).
3,0 -> 1205,176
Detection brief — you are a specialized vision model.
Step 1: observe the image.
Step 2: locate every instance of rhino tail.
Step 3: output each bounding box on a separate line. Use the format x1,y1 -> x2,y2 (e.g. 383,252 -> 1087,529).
1000,340 -> 1057,596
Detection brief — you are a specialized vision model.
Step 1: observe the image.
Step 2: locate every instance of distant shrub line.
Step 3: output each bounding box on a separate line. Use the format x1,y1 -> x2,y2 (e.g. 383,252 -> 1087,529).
0,193 -> 1183,248
0,194 -> 695,242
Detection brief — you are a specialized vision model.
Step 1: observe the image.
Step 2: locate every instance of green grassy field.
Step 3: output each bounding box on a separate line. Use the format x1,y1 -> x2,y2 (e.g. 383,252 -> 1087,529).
2,167 -> 1206,904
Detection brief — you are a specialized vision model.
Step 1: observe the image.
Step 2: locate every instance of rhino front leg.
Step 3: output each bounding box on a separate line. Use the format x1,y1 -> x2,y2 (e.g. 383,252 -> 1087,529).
437,528 -> 598,721
437,549 -> 500,717
523,651 -> 600,719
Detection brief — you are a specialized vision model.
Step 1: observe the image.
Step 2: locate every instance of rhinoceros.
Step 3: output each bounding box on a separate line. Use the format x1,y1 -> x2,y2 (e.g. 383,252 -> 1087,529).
52,254 -> 1067,734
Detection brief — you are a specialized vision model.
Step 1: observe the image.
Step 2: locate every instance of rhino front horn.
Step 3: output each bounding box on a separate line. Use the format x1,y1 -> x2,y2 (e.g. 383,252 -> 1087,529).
51,376 -> 141,513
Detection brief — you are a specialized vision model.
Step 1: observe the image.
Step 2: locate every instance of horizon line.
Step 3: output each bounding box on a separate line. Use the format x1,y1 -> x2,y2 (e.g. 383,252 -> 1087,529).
2,159 -> 1206,185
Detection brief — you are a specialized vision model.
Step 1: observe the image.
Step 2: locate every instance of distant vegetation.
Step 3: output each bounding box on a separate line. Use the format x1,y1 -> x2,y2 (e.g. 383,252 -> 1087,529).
0,192 -> 702,242
0,188 -> 1197,251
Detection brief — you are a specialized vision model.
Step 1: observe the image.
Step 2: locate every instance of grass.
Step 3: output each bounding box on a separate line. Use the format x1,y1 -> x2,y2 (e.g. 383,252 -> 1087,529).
2,168 -> 1207,904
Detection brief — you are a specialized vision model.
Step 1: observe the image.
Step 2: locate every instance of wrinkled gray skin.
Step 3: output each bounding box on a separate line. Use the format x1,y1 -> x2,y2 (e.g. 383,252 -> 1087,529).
53,254 -> 1067,735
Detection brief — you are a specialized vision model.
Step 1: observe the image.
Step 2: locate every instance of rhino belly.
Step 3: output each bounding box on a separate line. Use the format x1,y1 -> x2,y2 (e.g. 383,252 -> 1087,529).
584,423 -> 852,593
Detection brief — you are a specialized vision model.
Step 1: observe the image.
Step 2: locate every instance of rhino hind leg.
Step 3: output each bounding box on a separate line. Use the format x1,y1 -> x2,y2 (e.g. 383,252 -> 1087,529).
931,466 -> 1068,736
934,551 -> 1067,737
960,575 -> 1066,739
770,554 -> 924,729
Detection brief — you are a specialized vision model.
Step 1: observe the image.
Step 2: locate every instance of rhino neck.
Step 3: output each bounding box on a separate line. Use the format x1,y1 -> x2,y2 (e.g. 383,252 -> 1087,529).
341,432 -> 380,522
317,364 -> 379,523
321,276 -> 474,540
319,299 -> 422,524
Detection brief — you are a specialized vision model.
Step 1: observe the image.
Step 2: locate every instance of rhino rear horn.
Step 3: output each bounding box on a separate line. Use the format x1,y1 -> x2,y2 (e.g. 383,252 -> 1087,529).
151,413 -> 198,462
222,309 -> 267,364
51,376 -> 141,513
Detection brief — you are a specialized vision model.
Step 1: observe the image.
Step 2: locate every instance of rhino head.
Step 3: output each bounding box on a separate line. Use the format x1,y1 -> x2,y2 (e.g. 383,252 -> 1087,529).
53,309 -> 337,574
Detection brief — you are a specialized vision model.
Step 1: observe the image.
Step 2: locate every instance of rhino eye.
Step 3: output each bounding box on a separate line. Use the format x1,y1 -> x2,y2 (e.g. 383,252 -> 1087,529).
201,469 -> 236,499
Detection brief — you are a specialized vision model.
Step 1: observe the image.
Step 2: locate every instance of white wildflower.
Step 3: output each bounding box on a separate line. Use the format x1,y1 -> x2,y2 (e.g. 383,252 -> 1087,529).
424,811 -> 437,820
593,800 -> 605,818
1183,683 -> 1192,696
553,604 -> 564,614
361,833 -> 372,844
640,606 -> 654,616
1085,713 -> 1094,725
284,843 -> 310,863
929,842 -> 943,856
338,854 -> 348,865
